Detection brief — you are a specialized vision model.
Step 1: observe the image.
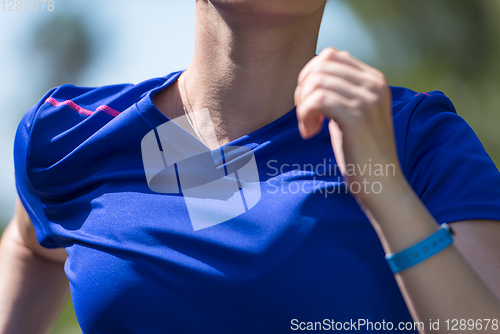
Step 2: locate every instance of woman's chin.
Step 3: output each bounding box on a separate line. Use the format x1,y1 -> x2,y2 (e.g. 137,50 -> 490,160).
207,0 -> 326,19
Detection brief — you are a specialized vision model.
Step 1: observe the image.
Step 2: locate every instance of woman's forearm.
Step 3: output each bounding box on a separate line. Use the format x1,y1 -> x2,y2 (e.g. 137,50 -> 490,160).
294,46 -> 499,332
0,221 -> 70,334
361,175 -> 500,333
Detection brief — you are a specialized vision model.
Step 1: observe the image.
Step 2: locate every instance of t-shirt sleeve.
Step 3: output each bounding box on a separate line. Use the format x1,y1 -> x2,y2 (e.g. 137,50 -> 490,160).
14,87 -> 62,249
402,92 -> 500,225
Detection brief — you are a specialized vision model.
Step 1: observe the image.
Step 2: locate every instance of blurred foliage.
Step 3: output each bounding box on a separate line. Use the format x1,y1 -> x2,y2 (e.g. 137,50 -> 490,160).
50,296 -> 81,334
31,14 -> 93,94
346,0 -> 500,166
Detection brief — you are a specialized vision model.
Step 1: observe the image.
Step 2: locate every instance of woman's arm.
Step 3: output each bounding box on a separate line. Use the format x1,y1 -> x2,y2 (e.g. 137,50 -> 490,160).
362,177 -> 500,331
0,199 -> 70,334
295,47 -> 500,333
452,220 -> 500,300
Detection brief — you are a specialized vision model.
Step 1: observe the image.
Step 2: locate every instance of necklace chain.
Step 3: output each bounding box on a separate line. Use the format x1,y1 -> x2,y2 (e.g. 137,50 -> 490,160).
178,73 -> 208,146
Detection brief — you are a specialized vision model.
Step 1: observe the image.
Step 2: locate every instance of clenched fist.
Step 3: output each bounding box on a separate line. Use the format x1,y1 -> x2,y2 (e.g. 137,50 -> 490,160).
294,47 -> 405,202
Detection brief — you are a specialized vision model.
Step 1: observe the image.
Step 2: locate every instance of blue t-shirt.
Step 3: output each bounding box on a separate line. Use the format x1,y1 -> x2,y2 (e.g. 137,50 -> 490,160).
14,70 -> 500,333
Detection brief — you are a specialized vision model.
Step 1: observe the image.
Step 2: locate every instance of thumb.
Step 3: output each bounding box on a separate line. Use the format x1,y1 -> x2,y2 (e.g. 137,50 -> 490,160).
329,119 -> 346,177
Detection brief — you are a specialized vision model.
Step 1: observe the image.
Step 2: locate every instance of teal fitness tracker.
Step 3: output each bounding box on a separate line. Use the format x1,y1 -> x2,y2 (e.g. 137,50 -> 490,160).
385,224 -> 455,274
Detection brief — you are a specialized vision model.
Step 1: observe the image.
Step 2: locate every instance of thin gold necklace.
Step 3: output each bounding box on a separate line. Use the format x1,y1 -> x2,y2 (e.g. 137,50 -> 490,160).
178,73 -> 208,146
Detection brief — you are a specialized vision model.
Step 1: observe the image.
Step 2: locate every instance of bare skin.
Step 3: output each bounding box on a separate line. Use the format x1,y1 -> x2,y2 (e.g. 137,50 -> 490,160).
1,0 -> 500,333
153,0 -> 326,149
0,200 -> 69,333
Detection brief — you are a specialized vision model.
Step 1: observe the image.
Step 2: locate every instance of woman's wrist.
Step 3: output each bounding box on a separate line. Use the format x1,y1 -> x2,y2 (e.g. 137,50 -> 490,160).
356,173 -> 441,254
355,170 -> 410,218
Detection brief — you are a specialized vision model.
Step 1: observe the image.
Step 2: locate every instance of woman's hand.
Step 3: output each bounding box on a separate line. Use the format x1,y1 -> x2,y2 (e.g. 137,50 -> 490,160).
294,48 -> 500,327
294,47 -> 404,203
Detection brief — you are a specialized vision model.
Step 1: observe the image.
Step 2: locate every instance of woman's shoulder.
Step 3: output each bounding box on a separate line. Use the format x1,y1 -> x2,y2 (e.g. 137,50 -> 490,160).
36,76 -> 168,120
389,85 -> 456,118
389,85 -> 461,165
389,85 -> 500,225
16,73 -> 176,142
16,75 -> 167,147
13,74 -> 176,197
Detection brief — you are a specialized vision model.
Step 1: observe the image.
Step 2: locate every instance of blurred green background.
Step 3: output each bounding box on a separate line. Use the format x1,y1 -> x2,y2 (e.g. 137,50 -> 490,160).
1,0 -> 499,333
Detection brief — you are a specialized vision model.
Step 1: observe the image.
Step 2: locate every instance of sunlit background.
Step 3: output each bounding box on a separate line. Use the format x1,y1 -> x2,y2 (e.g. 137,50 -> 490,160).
1,1 -> 499,332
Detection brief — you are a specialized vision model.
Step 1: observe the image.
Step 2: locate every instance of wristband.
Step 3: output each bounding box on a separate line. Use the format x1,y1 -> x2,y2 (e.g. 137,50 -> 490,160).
385,223 -> 454,274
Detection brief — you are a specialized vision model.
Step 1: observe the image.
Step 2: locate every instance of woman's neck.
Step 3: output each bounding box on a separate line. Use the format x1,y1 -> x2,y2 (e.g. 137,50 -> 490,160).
159,1 -> 325,149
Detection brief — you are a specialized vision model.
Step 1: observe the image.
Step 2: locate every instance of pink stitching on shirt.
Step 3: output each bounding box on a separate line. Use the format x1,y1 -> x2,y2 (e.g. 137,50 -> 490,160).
416,92 -> 430,97
45,97 -> 120,117
96,104 -> 121,117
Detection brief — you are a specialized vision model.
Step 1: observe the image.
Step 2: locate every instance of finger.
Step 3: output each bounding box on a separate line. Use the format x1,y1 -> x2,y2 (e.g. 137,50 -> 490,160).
297,88 -> 351,139
321,48 -> 386,84
329,119 -> 346,176
296,73 -> 361,107
297,48 -> 375,90
299,53 -> 389,100
298,113 -> 324,140
296,62 -> 366,102
320,47 -> 373,73
297,48 -> 345,87
297,53 -> 328,87
313,61 -> 366,86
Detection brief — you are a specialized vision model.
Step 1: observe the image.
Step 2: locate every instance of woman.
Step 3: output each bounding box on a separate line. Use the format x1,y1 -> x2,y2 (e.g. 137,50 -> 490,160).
1,1 -> 500,333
